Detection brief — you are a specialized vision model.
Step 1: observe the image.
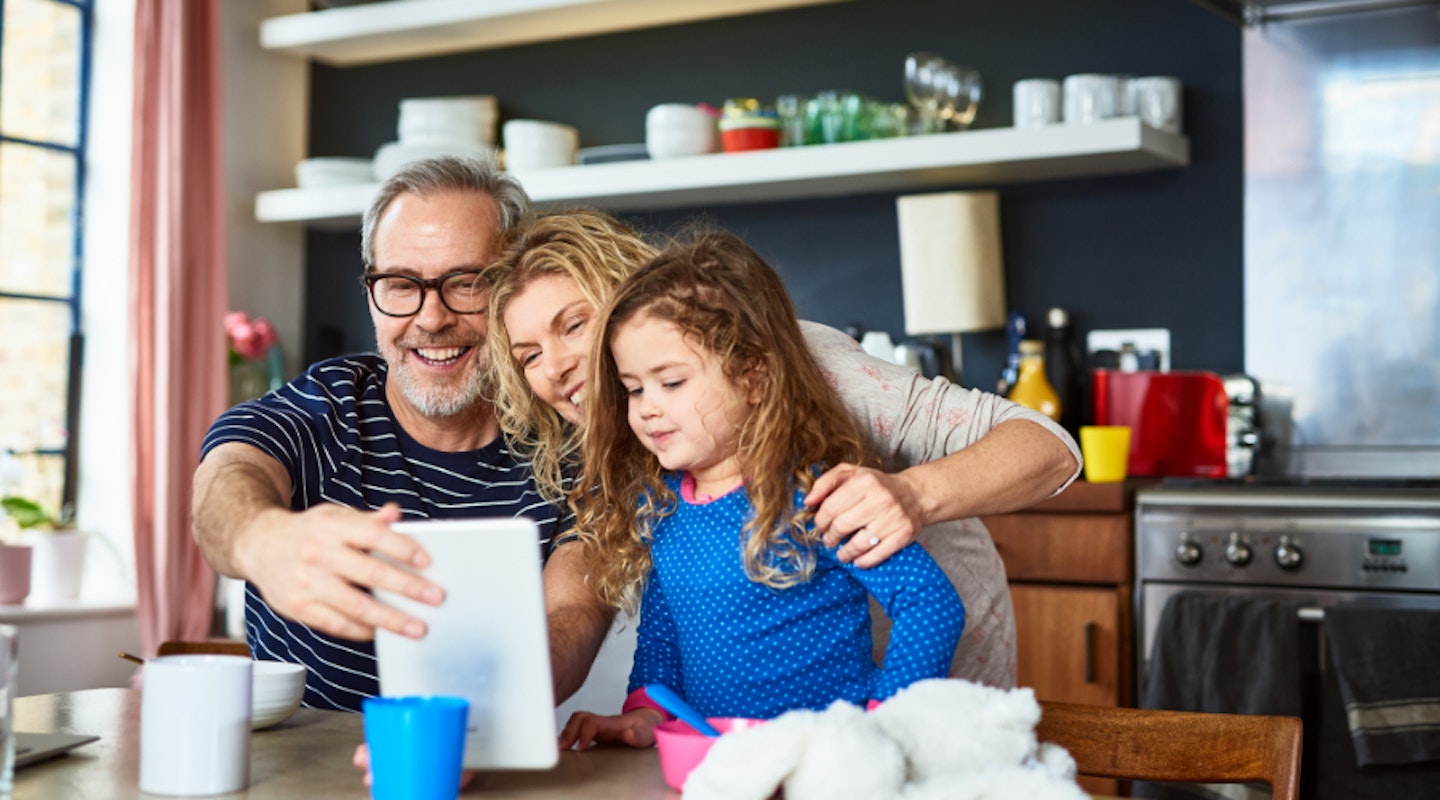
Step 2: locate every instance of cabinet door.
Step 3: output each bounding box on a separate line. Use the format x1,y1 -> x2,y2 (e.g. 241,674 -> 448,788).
1012,584 -> 1127,798
1010,583 -> 1126,707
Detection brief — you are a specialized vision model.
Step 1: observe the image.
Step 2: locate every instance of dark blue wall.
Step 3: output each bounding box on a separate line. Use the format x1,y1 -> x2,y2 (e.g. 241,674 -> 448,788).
304,0 -> 1242,393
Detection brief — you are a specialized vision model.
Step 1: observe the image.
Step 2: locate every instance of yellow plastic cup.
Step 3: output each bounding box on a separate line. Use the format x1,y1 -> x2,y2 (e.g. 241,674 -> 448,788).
1080,425 -> 1132,483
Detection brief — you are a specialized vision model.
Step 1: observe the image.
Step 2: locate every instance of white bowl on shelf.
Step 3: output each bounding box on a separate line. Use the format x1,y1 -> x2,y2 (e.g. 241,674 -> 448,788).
398,95 -> 497,146
295,157 -> 374,188
502,119 -> 579,171
251,660 -> 307,730
372,140 -> 496,182
645,103 -> 717,159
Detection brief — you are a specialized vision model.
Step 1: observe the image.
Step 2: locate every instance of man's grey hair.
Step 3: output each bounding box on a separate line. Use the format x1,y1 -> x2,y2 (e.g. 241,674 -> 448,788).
360,154 -> 531,270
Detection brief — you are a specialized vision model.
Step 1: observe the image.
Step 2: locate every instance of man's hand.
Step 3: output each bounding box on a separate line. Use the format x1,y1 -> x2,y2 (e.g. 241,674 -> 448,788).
558,708 -> 665,751
804,464 -> 927,568
240,502 -> 443,641
193,442 -> 444,642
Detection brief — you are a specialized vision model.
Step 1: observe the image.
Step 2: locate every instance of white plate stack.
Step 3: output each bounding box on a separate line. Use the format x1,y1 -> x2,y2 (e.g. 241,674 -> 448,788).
294,156 -> 375,188
374,95 -> 498,181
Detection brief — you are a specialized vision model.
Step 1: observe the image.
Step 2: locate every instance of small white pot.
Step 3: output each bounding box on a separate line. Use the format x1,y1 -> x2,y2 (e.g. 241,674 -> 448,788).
30,530 -> 88,602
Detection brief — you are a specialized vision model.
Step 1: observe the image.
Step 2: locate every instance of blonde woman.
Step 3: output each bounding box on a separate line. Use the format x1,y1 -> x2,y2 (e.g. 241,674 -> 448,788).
486,209 -> 1080,689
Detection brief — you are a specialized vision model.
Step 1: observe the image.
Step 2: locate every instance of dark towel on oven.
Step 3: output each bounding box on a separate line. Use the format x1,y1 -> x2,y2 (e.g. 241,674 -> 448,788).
1134,592 -> 1303,800
1324,606 -> 1440,767
1142,591 -> 1304,717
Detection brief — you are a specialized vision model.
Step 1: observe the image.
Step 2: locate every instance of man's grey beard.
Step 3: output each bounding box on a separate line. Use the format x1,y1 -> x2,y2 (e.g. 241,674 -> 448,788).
393,361 -> 492,418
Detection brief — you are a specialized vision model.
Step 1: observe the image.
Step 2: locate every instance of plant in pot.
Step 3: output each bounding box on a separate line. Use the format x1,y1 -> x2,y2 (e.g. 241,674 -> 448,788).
1,453 -> 88,605
225,310 -> 284,406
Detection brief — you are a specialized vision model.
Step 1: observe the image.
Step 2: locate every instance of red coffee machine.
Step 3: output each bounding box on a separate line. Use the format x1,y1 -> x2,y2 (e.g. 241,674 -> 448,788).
1090,369 -> 1229,478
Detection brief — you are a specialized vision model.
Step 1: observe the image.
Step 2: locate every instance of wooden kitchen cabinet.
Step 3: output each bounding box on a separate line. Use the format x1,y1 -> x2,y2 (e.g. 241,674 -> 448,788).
983,480 -> 1138,797
983,480 -> 1136,707
1008,583 -> 1126,707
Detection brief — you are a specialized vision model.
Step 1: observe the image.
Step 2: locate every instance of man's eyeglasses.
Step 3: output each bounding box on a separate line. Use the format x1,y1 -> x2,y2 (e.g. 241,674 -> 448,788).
361,270 -> 488,317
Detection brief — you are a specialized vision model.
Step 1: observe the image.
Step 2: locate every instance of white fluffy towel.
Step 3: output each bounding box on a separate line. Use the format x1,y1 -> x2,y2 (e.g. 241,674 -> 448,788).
683,679 -> 1086,800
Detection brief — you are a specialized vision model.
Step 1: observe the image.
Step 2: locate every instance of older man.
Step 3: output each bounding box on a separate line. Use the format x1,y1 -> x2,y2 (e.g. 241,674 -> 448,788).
193,157 -> 607,711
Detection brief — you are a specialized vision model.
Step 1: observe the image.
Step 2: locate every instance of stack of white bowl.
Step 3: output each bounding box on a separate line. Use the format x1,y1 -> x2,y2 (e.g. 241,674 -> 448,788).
294,156 -> 375,188
373,95 -> 498,181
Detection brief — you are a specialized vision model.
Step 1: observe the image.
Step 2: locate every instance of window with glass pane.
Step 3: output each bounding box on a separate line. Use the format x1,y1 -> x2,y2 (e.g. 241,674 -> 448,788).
0,0 -> 90,521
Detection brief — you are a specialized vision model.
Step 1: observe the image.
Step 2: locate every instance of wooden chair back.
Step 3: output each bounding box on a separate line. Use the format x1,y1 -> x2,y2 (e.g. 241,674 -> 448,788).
156,639 -> 251,657
1036,700 -> 1302,800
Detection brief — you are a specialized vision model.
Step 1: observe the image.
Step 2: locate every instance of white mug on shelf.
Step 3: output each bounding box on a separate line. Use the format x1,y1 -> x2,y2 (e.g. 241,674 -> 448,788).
1062,73 -> 1120,125
1012,78 -> 1061,129
1131,75 -> 1183,134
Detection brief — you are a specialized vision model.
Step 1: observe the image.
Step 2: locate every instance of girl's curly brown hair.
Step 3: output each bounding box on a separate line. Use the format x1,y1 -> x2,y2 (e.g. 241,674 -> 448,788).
575,230 -> 871,613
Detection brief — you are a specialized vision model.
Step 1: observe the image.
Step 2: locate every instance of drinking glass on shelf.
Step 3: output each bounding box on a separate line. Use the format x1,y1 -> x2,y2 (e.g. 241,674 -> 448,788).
935,64 -> 983,130
775,94 -> 807,146
904,52 -> 947,135
840,92 -> 871,141
806,90 -> 845,144
868,102 -> 911,139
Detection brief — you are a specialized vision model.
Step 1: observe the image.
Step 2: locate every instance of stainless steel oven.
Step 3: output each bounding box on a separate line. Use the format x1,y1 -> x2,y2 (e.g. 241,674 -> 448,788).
1135,481 -> 1440,797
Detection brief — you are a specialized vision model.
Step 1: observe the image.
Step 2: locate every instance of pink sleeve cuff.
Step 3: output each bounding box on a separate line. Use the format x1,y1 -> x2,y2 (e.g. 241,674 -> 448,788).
622,687 -> 676,720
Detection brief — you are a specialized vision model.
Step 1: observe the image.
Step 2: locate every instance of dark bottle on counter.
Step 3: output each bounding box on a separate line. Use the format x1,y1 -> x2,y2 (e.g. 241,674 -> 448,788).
1044,307 -> 1085,436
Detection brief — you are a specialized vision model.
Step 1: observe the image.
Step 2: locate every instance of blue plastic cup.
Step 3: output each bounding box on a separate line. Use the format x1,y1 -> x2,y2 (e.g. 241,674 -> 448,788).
363,695 -> 470,800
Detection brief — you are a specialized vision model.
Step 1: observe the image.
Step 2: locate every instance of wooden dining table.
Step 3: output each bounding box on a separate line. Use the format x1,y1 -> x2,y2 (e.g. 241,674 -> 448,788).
14,688 -> 678,798
17,688 -> 1119,798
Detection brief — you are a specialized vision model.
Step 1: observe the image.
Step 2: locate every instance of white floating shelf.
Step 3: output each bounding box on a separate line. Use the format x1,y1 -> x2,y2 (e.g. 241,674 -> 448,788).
261,0 -> 852,66
256,118 -> 1190,226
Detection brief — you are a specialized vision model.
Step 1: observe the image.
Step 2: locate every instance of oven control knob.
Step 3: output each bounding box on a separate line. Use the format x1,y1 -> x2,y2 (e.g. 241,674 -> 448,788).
1275,536 -> 1304,570
1175,538 -> 1203,567
1225,532 -> 1253,566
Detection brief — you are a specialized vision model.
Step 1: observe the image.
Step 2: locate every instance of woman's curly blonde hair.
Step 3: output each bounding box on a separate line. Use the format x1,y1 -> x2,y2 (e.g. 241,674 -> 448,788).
484,209 -> 658,505
575,230 -> 871,614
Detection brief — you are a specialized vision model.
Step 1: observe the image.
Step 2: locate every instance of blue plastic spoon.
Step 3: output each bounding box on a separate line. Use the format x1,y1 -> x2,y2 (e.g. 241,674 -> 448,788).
644,684 -> 721,737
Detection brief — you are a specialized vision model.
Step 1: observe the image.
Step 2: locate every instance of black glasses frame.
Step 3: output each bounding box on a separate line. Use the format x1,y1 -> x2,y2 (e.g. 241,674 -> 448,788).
360,269 -> 488,317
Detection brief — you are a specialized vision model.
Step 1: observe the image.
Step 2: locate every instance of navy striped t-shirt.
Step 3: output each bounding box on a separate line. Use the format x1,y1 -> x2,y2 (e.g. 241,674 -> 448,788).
200,354 -> 566,712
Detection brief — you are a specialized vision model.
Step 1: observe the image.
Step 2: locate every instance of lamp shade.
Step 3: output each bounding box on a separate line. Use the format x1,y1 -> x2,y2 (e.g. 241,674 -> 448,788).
896,191 -> 1007,336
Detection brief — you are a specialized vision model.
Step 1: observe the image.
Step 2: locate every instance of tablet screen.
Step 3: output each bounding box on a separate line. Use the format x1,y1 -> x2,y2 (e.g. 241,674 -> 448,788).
374,517 -> 558,770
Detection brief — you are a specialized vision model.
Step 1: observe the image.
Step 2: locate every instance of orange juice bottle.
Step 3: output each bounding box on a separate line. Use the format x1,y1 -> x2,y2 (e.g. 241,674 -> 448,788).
1008,339 -> 1062,423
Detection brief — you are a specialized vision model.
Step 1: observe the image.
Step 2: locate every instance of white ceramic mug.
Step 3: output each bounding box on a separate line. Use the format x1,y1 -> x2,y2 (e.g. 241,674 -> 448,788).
1062,73 -> 1120,125
141,655 -> 252,796
1012,78 -> 1061,129
502,119 -> 579,171
1130,76 -> 1183,134
645,103 -> 717,159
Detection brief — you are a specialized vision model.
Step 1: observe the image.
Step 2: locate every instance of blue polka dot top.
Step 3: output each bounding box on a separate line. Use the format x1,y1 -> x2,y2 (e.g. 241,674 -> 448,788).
626,473 -> 965,720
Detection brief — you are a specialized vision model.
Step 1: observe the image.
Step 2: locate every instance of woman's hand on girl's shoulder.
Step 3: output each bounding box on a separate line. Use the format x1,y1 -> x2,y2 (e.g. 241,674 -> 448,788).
805,463 -> 926,567
558,708 -> 665,751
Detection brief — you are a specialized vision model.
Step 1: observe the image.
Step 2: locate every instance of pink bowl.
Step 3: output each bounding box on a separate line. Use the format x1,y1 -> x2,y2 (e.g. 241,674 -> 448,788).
653,717 -> 764,792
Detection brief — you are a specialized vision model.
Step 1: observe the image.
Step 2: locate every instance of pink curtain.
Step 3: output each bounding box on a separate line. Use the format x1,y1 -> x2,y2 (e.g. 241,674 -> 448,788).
129,0 -> 226,656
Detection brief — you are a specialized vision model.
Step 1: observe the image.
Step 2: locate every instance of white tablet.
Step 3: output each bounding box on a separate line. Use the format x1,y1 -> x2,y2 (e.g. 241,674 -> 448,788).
374,517 -> 558,770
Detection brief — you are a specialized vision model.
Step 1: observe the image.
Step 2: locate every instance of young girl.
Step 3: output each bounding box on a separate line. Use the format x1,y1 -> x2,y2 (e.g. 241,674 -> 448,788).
559,230 -> 965,750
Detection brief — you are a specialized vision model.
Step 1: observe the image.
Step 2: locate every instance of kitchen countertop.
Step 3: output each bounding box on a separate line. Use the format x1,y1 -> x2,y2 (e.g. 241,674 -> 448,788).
1024,479 -> 1156,514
